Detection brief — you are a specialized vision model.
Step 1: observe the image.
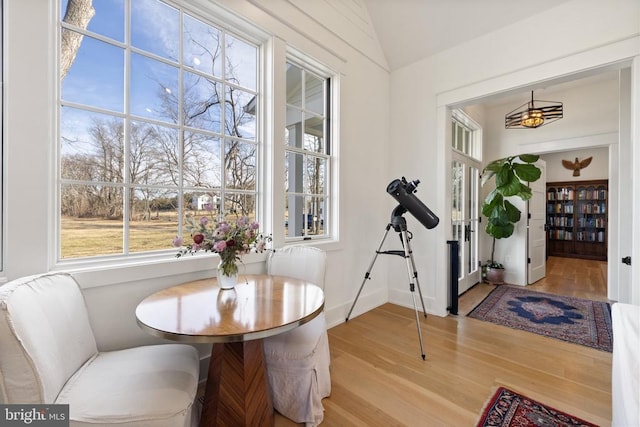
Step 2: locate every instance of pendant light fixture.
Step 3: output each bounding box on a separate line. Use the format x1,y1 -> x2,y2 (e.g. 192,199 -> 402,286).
505,90 -> 563,129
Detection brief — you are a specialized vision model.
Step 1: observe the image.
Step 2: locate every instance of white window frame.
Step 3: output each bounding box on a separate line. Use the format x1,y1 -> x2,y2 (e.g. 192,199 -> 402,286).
283,54 -> 334,243
451,109 -> 482,161
56,0 -> 267,266
48,1 -> 341,280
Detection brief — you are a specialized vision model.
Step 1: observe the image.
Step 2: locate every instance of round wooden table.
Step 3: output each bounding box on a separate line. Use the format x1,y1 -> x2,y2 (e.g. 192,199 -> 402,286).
135,274 -> 325,427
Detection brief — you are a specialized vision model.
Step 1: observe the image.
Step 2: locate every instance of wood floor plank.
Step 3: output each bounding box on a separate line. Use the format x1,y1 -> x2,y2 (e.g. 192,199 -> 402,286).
275,257 -> 612,426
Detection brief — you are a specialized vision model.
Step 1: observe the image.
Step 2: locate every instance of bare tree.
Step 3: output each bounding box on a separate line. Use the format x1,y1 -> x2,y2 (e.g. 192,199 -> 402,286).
61,14 -> 258,220
60,0 -> 95,80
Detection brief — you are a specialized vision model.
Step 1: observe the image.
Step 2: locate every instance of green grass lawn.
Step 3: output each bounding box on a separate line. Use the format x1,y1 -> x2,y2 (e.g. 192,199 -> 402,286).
61,216 -> 177,259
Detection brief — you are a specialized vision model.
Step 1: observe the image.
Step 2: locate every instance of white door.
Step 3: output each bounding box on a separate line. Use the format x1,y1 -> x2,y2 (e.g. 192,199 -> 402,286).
528,160 -> 546,284
452,152 -> 481,293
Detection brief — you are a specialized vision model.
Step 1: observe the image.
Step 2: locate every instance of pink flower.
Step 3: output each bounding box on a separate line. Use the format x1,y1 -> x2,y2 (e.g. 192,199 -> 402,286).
213,240 -> 227,252
174,212 -> 271,260
204,203 -> 213,212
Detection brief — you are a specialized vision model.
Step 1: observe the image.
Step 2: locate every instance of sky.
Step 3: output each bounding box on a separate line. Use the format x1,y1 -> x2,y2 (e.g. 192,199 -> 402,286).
60,0 -> 258,159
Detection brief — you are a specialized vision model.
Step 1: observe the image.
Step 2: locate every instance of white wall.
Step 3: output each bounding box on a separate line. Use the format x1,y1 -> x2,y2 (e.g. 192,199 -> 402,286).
541,147 -> 609,182
3,0 -> 392,359
389,0 -> 640,311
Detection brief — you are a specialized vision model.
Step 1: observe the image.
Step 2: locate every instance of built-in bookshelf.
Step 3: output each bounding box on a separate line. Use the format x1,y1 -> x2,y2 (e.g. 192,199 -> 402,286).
546,180 -> 607,260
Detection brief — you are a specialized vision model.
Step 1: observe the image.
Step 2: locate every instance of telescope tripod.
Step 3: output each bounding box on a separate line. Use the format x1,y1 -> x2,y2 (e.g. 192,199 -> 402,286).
346,212 -> 428,360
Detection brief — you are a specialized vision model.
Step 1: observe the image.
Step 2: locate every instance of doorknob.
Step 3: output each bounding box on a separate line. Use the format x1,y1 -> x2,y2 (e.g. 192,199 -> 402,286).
622,256 -> 631,265
464,224 -> 475,242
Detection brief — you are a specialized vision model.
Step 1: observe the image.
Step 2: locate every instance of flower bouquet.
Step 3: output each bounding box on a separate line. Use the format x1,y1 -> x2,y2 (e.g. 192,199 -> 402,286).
173,207 -> 271,279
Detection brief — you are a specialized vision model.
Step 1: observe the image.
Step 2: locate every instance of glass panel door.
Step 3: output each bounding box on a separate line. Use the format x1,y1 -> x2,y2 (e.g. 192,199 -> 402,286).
452,152 -> 481,294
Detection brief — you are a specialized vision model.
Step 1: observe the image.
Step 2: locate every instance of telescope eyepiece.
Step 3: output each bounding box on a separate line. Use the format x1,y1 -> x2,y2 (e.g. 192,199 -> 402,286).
406,178 -> 420,193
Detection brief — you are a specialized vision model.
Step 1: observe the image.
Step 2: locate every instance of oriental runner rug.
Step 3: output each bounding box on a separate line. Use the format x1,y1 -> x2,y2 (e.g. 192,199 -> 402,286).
467,285 -> 612,352
476,387 -> 599,427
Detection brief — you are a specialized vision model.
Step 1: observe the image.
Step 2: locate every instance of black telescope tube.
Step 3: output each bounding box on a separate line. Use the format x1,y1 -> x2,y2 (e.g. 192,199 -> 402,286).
386,178 -> 439,229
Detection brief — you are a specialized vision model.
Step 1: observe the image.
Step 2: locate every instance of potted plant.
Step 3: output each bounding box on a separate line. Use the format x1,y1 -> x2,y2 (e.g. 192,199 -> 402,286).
481,154 -> 541,284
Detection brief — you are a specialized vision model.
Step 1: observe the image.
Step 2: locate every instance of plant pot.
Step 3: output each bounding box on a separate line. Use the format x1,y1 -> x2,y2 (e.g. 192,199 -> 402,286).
485,267 -> 505,285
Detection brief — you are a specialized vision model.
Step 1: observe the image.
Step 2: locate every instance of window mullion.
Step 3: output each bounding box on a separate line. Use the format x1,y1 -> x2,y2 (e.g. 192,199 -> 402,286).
57,0 -> 262,261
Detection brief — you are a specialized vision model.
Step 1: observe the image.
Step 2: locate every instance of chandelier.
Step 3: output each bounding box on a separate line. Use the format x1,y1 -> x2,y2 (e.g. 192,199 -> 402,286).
505,91 -> 563,129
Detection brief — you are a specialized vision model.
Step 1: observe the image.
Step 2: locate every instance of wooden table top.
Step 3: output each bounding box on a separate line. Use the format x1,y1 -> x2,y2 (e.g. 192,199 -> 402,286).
135,274 -> 325,343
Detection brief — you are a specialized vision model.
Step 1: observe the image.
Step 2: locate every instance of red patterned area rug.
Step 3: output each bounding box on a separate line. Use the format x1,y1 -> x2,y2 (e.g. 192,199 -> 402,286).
476,387 -> 599,427
468,285 -> 612,352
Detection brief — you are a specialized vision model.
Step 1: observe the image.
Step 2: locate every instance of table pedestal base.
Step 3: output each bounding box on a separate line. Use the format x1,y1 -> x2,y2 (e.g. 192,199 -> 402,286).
200,340 -> 274,427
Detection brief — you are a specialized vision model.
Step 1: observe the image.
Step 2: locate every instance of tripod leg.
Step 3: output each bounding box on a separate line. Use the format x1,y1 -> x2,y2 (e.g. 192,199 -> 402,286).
401,230 -> 426,359
410,290 -> 426,360
346,225 -> 392,322
404,235 -> 427,318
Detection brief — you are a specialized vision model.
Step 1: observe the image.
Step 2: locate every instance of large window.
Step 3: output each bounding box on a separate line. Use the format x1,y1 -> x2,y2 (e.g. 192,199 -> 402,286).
284,61 -> 331,240
59,0 -> 260,259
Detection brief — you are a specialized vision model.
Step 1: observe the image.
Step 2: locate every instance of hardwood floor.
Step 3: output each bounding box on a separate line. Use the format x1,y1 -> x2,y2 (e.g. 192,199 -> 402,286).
275,256 -> 612,426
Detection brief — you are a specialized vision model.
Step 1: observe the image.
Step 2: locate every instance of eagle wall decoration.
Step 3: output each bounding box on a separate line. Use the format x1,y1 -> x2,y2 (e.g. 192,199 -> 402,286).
562,156 -> 592,176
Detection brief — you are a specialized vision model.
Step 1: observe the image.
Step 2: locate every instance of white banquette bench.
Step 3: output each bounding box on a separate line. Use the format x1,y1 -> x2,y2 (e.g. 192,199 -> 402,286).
0,272 -> 200,427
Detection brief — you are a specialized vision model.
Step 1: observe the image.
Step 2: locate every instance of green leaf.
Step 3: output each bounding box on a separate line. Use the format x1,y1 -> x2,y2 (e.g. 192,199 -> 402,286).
513,163 -> 541,182
483,158 -> 506,172
486,221 -> 514,239
482,190 -> 502,217
516,183 -> 533,200
488,211 -> 509,226
517,154 -> 539,163
494,164 -> 512,186
482,159 -> 507,184
504,200 -> 521,223
496,168 -> 521,197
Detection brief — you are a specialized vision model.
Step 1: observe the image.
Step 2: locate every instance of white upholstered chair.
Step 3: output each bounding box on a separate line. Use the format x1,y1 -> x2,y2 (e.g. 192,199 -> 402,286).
0,272 -> 200,427
263,245 -> 331,426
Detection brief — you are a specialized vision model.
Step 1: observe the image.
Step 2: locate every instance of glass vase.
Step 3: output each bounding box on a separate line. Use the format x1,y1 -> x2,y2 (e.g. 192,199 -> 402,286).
217,261 -> 238,290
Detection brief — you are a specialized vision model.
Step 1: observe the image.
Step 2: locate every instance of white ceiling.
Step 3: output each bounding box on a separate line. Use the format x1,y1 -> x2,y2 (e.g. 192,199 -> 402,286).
362,0 -> 619,108
362,0 -> 573,71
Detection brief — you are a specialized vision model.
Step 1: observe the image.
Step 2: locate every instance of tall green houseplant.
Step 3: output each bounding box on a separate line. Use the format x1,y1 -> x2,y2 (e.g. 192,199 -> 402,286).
482,154 -> 542,270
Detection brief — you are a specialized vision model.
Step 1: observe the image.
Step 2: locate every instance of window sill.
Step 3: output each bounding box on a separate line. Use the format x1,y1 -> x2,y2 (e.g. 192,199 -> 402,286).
49,238 -> 342,290
52,251 -> 270,289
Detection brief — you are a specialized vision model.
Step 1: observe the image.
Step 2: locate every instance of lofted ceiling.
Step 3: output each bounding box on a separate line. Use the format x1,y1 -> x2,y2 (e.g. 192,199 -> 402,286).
361,0 -> 619,112
361,0 -> 573,71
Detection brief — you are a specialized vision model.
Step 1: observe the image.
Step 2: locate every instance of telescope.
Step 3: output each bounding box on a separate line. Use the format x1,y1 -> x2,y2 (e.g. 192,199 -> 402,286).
347,176 -> 438,359
386,177 -> 439,230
